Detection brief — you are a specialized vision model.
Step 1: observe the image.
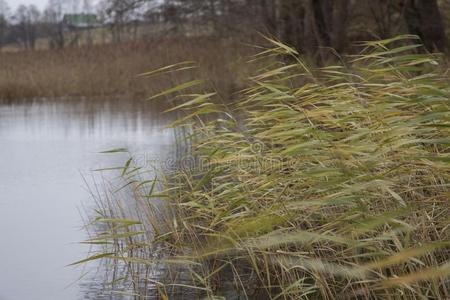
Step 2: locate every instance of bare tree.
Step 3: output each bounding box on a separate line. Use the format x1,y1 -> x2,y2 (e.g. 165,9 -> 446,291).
100,0 -> 151,42
402,0 -> 448,53
367,0 -> 403,39
13,4 -> 41,49
0,0 -> 10,48
278,0 -> 350,60
82,0 -> 94,44
279,0 -> 306,51
43,0 -> 66,48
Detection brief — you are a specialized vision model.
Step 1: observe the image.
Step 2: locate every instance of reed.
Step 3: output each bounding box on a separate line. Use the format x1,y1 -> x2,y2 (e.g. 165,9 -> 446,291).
0,36 -> 254,102
80,35 -> 450,299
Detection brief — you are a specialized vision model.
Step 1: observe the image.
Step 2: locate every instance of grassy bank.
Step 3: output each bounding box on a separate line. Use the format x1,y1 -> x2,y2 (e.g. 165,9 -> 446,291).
0,36 -> 254,101
81,36 -> 450,299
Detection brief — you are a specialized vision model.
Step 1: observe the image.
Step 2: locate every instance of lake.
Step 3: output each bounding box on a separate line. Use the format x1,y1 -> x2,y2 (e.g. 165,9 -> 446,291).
0,99 -> 173,300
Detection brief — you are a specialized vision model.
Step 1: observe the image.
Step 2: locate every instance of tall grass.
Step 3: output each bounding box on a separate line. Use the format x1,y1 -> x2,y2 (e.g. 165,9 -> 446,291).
0,36 -> 253,101
81,35 -> 450,299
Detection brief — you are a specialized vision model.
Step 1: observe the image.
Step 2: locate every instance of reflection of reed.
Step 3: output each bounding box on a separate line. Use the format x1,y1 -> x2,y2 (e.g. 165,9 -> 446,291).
80,164 -> 205,300
0,98 -> 173,140
79,259 -> 205,299
0,98 -> 178,299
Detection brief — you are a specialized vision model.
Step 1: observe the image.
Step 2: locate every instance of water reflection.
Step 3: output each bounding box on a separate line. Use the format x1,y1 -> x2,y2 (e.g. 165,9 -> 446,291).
79,257 -> 205,300
0,98 -> 173,300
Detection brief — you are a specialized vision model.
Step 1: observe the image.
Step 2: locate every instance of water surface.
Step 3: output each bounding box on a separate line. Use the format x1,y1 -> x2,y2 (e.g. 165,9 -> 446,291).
0,99 -> 172,300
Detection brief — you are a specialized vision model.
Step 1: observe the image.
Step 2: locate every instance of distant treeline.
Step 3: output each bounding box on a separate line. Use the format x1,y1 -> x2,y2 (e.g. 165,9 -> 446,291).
0,0 -> 449,57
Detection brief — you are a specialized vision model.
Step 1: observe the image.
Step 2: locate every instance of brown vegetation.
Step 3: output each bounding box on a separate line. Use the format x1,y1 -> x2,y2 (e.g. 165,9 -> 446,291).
0,36 -> 255,101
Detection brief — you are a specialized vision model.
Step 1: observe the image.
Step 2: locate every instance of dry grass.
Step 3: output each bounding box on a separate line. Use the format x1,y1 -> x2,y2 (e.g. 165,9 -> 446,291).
0,36 -> 255,102
79,36 -> 450,299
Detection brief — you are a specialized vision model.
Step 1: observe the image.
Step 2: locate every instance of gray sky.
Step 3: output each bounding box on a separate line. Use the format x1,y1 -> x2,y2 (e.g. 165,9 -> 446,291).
6,0 -> 100,12
7,0 -> 48,10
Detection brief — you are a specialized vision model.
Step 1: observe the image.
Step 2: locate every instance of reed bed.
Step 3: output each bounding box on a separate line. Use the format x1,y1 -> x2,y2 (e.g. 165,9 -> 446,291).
0,36 -> 253,102
81,35 -> 450,299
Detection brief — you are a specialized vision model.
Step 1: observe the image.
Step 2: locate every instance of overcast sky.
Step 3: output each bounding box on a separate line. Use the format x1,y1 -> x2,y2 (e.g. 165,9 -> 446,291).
7,0 -> 48,10
6,0 -> 101,12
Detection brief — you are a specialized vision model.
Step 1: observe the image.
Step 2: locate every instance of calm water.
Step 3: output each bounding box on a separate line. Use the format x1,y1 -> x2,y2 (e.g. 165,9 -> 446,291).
0,99 -> 173,300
